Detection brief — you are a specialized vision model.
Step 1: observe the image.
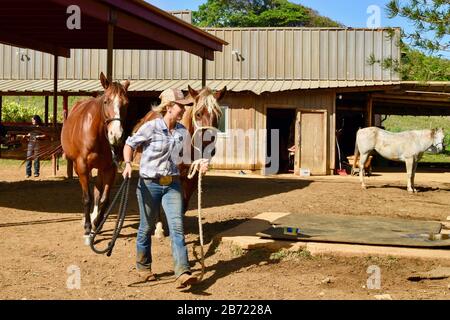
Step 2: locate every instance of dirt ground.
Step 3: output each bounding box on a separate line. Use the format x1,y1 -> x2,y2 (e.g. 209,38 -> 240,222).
1,161 -> 450,300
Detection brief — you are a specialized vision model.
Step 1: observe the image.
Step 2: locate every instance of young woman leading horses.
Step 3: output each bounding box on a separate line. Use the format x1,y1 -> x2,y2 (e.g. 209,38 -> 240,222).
122,88 -> 208,289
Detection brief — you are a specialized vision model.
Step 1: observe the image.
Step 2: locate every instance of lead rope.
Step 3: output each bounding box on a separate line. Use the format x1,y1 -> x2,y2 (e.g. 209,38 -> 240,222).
187,115 -> 219,281
187,158 -> 209,282
90,177 -> 130,256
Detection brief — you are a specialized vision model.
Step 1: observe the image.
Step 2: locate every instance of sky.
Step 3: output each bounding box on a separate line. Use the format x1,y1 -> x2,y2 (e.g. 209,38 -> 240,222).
147,0 -> 448,58
148,0 -> 411,29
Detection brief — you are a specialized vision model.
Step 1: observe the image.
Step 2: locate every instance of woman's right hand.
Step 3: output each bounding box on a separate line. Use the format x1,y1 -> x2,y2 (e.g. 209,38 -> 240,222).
122,163 -> 132,179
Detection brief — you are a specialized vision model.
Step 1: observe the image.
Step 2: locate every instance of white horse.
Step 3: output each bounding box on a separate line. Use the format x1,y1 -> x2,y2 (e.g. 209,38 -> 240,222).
353,127 -> 445,192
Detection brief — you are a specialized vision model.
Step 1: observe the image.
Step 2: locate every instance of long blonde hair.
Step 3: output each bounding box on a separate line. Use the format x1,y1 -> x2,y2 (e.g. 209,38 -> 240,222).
152,101 -> 172,116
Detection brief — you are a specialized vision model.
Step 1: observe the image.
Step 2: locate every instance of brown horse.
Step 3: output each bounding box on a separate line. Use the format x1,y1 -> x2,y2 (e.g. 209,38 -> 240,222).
61,72 -> 130,243
132,85 -> 226,212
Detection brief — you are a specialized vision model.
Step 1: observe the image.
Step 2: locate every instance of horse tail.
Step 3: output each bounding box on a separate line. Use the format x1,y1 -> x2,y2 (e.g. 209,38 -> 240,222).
352,129 -> 360,170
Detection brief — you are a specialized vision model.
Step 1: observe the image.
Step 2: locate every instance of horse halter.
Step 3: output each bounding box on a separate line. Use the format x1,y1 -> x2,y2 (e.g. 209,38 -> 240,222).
101,95 -> 123,127
190,107 -> 220,153
432,141 -> 444,149
104,117 -> 122,125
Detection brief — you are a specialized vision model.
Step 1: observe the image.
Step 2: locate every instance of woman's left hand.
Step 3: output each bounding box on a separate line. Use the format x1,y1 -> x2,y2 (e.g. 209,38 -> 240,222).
199,159 -> 209,174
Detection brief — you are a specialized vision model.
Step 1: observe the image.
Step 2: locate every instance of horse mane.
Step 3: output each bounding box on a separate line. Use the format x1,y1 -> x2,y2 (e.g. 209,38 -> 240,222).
191,87 -> 223,121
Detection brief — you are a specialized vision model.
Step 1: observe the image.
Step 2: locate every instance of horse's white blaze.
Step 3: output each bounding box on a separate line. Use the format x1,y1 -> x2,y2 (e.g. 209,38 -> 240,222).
90,205 -> 99,225
107,95 -> 123,145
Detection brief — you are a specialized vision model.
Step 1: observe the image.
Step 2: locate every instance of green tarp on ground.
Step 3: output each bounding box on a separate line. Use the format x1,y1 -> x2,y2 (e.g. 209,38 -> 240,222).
257,213 -> 450,248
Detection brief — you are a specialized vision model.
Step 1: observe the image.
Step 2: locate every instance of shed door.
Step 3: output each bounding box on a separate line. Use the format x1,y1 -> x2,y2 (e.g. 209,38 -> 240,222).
297,111 -> 327,175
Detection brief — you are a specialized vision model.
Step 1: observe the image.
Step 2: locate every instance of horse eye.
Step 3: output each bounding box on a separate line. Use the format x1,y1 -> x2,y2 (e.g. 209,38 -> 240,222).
196,112 -> 201,118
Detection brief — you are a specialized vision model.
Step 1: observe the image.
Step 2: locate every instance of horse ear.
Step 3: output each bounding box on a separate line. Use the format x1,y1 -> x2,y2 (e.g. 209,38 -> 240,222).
123,80 -> 130,92
100,72 -> 109,89
188,85 -> 199,98
214,86 -> 227,101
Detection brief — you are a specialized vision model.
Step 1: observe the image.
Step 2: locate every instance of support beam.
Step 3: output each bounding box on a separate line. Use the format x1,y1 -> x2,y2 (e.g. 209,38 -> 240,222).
0,96 -> 2,123
63,95 -> 73,179
107,23 -> 114,82
366,94 -> 373,127
202,56 -> 206,88
44,96 -> 49,125
52,55 -> 58,176
53,57 -> 58,128
0,32 -> 70,58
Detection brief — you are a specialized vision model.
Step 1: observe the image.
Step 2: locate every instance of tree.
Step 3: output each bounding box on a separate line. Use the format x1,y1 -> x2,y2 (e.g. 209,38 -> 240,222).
369,0 -> 449,81
385,0 -> 449,53
400,46 -> 450,81
192,0 -> 343,28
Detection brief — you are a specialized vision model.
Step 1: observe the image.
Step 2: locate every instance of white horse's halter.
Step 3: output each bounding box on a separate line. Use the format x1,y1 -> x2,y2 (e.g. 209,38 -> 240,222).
190,108 -> 220,154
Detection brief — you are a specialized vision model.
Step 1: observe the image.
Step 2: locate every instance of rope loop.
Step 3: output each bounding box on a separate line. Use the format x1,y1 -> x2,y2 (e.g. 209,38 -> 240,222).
90,177 -> 130,256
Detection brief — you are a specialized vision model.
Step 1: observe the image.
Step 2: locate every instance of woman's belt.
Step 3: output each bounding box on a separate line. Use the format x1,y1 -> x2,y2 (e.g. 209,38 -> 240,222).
144,175 -> 179,186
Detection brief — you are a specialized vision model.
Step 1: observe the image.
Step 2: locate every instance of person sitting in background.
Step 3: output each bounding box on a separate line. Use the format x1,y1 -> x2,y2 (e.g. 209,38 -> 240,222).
0,122 -> 7,145
25,115 -> 46,178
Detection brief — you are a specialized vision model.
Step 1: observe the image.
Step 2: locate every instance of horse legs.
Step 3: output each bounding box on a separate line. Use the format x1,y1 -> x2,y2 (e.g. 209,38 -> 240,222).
405,158 -> 416,193
76,161 -> 93,245
181,176 -> 197,214
91,172 -> 103,231
95,166 -> 116,230
412,160 -> 418,192
359,152 -> 370,189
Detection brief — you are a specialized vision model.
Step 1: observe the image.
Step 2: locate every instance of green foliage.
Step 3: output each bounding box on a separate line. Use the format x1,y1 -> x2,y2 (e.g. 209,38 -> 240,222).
368,46 -> 450,81
385,0 -> 450,53
2,100 -> 44,123
400,47 -> 450,81
1,96 -> 89,123
193,0 -> 343,27
371,1 -> 450,81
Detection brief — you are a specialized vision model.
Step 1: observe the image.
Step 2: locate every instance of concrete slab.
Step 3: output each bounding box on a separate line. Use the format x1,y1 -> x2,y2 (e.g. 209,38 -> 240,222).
306,242 -> 450,260
215,212 -> 450,260
217,212 -> 302,250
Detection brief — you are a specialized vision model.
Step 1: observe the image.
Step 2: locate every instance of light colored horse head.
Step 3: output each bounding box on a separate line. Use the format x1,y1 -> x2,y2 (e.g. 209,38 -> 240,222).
183,85 -> 227,159
429,128 -> 445,153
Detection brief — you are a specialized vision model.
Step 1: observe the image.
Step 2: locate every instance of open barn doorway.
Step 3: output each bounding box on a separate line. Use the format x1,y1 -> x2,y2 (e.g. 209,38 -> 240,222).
266,108 -> 296,174
124,96 -> 159,138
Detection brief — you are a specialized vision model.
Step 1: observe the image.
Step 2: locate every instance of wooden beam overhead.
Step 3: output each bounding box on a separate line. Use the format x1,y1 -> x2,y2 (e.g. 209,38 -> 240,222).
0,32 -> 70,58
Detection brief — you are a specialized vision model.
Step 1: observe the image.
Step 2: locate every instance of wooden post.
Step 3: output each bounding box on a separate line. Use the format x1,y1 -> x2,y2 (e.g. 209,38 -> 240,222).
52,55 -> 58,176
63,95 -> 73,178
107,9 -> 116,82
44,96 -> 49,125
107,24 -> 114,82
201,56 -> 206,88
0,96 -> 2,158
366,94 -> 373,127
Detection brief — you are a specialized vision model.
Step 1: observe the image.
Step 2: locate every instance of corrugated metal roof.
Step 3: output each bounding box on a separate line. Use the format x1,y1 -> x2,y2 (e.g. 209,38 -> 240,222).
0,79 -> 400,95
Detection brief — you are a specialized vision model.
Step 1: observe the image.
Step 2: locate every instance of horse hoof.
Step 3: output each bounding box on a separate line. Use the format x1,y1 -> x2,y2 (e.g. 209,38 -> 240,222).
154,222 -> 164,239
154,229 -> 164,239
83,235 -> 91,246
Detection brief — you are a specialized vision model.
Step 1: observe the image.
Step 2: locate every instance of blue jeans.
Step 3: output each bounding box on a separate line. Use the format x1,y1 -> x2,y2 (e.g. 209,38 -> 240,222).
26,142 -> 40,176
136,178 -> 190,277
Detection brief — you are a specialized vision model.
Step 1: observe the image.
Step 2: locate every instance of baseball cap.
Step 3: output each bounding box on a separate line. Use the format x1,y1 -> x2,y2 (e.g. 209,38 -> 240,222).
159,88 -> 194,106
